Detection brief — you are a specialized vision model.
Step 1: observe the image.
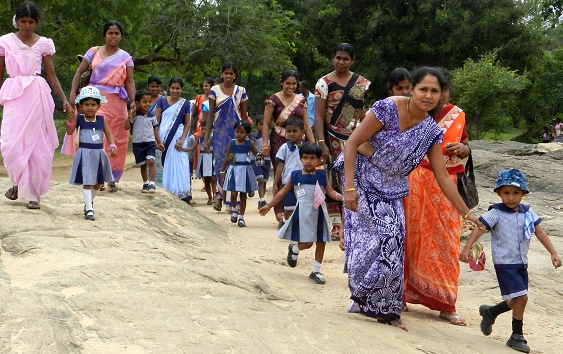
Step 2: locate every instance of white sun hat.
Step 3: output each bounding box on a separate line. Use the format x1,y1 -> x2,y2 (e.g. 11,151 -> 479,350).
75,86 -> 108,104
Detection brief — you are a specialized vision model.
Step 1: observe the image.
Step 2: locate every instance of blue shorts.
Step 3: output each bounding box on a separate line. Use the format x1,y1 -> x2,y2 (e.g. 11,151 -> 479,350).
283,188 -> 297,211
494,264 -> 528,300
252,159 -> 271,181
133,142 -> 156,166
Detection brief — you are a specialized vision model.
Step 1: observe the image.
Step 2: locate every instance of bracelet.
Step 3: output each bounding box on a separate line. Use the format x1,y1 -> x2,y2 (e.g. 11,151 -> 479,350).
109,144 -> 117,151
317,140 -> 325,144
463,211 -> 471,219
262,146 -> 270,150
66,120 -> 75,127
220,171 -> 225,174
344,187 -> 357,192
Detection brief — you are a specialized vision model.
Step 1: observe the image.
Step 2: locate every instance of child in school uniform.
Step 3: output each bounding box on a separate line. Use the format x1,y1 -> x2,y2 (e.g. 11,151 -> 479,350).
251,116 -> 271,209
220,120 -> 258,227
273,118 -> 305,227
67,86 -> 117,221
124,89 -> 162,193
260,142 -> 343,284
460,168 -> 561,353
196,119 -> 217,205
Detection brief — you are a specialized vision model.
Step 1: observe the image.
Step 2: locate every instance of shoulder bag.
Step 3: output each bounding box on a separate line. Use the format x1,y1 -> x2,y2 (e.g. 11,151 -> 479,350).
457,151 -> 479,209
78,46 -> 100,92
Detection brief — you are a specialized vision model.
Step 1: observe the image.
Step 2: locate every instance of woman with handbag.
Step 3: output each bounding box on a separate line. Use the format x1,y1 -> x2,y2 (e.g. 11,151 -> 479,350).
313,43 -> 371,239
402,69 -> 471,325
68,21 -> 136,192
261,69 -> 315,226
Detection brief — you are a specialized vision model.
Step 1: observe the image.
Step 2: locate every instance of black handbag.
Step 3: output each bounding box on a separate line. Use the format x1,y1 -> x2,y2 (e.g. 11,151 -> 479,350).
457,152 -> 479,209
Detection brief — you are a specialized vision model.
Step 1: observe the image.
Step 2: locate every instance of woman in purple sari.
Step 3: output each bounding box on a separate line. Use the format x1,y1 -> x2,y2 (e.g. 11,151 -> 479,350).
334,67 -> 481,331
68,21 -> 135,192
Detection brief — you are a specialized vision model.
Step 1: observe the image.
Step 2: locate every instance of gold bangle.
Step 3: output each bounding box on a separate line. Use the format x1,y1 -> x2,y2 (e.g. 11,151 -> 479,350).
463,211 -> 471,219
262,146 -> 270,150
345,187 -> 356,192
317,140 -> 325,144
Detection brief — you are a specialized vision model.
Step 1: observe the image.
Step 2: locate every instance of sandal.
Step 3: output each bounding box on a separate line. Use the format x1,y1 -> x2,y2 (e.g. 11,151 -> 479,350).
5,186 -> 18,200
99,184 -> 106,191
108,182 -> 118,193
213,197 -> 222,211
207,199 -> 213,205
377,318 -> 408,331
26,201 -> 40,209
439,313 -> 467,326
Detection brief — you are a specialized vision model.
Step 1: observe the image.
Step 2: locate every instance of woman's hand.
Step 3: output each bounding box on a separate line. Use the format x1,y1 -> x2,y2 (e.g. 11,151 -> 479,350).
344,189 -> 358,212
320,142 -> 330,163
445,142 -> 466,156
175,138 -> 184,151
203,140 -> 210,153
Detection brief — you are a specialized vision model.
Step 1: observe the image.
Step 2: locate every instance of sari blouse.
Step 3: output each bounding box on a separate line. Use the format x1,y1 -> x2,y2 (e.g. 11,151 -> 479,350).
84,47 -> 134,100
315,73 -> 370,137
265,94 -> 307,137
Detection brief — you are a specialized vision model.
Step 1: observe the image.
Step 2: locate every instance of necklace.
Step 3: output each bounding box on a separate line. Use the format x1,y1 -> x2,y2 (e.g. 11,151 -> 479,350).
332,71 -> 351,87
278,92 -> 294,106
406,97 -> 427,127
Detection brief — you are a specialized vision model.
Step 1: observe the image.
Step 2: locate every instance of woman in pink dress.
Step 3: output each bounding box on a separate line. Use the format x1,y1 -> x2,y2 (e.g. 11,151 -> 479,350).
68,20 -> 136,192
0,1 -> 72,209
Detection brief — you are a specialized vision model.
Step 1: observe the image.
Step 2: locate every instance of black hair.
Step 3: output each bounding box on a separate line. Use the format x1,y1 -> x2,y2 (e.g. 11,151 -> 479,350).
299,142 -> 322,158
203,77 -> 216,86
134,89 -> 151,102
79,97 -> 101,105
411,67 -> 446,90
436,67 -> 453,91
285,118 -> 304,130
103,21 -> 124,36
254,116 -> 264,124
299,81 -> 309,90
15,1 -> 40,22
233,120 -> 251,133
281,70 -> 299,83
334,43 -> 354,60
387,68 -> 411,91
168,76 -> 184,89
221,62 -> 238,82
147,75 -> 161,86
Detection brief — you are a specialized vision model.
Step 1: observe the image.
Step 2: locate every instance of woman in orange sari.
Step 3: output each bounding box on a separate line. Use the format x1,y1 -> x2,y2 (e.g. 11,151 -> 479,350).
403,71 -> 470,325
68,21 -> 135,192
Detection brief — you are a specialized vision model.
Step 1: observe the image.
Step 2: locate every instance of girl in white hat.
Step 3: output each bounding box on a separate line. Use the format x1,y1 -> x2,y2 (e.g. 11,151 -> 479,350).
66,86 -> 117,221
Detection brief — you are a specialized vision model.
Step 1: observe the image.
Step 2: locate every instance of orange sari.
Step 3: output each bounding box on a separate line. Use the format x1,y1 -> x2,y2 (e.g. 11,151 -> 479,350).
403,104 -> 465,312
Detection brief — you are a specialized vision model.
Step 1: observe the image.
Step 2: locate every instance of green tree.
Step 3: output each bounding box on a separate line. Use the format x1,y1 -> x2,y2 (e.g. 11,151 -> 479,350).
452,52 -> 529,139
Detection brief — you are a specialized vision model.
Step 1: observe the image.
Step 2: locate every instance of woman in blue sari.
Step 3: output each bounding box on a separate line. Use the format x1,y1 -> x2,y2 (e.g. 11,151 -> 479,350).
203,62 -> 249,211
155,77 -> 192,202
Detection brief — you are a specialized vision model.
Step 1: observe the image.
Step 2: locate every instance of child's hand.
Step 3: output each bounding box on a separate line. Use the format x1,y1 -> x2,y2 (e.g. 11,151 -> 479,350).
258,206 -> 269,216
552,253 -> 562,268
109,147 -> 117,156
459,247 -> 471,263
157,143 -> 165,151
273,185 -> 279,196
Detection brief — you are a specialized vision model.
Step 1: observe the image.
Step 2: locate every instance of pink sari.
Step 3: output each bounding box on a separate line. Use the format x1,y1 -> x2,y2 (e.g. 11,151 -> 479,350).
0,34 -> 59,202
61,47 -> 133,182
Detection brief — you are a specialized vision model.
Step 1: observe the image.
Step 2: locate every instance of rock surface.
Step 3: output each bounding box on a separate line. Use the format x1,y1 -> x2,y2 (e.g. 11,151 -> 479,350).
0,141 -> 561,353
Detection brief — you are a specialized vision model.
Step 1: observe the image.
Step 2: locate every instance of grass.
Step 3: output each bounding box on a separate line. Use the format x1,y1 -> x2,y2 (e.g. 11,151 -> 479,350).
479,127 -> 522,141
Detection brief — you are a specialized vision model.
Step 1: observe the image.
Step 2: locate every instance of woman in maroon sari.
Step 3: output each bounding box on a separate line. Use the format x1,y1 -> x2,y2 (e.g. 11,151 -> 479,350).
314,43 -> 370,238
261,70 -> 315,225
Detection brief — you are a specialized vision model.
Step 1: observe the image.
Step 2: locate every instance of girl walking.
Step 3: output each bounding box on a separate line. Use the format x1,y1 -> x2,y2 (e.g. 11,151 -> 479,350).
220,121 -> 258,227
67,86 -> 117,221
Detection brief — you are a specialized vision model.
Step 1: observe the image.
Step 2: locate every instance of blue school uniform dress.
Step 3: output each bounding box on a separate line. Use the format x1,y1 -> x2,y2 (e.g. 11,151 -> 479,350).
275,141 -> 303,210
223,139 -> 258,193
277,170 -> 331,243
479,203 -> 541,300
69,115 -> 114,185
250,132 -> 271,181
196,136 -> 214,178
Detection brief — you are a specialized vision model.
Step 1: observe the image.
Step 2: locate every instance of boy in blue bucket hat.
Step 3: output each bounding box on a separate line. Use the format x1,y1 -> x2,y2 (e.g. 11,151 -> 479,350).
460,168 -> 561,353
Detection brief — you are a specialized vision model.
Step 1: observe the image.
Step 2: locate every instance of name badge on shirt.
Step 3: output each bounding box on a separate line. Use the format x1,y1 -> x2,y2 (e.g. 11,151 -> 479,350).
92,134 -> 100,142
297,189 -> 306,198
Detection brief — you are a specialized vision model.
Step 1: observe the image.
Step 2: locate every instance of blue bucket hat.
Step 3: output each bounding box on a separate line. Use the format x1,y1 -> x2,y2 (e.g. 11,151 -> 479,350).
494,168 -> 529,194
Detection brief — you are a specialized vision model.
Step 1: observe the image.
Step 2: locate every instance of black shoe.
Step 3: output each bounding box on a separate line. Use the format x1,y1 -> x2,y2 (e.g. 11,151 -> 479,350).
506,334 -> 530,353
84,210 -> 95,221
237,219 -> 246,227
286,243 -> 298,268
258,200 -> 267,209
248,191 -> 255,197
479,305 -> 495,336
147,184 -> 156,194
142,183 -> 149,193
230,214 -> 238,223
309,272 -> 326,284
278,220 -> 285,230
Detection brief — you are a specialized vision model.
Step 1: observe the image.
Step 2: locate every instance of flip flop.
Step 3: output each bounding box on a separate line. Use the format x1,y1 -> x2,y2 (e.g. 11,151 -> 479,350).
108,182 -> 118,193
26,201 -> 40,209
439,314 -> 467,326
4,186 -> 18,200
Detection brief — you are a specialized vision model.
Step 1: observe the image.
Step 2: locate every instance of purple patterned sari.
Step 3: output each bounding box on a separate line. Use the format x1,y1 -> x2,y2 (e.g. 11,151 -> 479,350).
333,98 -> 443,321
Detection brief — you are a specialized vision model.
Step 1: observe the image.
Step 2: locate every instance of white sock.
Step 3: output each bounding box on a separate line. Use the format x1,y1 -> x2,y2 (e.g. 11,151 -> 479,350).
239,214 -> 244,220
149,181 -> 155,185
259,198 -> 265,202
143,180 -> 149,184
313,260 -> 322,273
91,189 -> 98,203
232,207 -> 238,218
83,189 -> 93,211
292,244 -> 300,254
